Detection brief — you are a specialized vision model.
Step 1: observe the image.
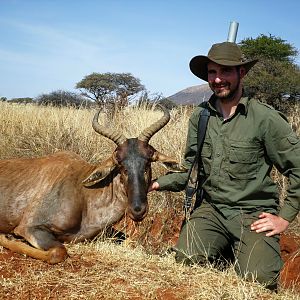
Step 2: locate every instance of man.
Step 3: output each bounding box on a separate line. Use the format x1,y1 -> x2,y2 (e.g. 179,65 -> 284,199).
150,42 -> 300,290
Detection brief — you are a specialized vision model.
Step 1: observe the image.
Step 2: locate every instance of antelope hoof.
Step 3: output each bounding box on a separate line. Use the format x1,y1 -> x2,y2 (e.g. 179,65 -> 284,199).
47,247 -> 68,264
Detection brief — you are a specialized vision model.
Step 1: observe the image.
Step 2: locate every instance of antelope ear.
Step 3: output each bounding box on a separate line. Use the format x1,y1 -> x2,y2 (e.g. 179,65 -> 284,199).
82,154 -> 118,187
152,151 -> 187,173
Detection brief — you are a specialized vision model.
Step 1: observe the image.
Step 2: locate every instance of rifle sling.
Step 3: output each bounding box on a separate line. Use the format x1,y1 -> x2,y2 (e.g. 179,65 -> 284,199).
184,105 -> 210,218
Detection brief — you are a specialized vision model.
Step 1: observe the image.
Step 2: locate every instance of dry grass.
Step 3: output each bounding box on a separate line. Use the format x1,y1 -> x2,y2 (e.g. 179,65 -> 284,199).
1,241 -> 297,300
0,101 -> 299,299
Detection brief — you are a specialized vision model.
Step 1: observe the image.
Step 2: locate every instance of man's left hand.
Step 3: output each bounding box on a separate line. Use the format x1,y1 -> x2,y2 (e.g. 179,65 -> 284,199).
250,212 -> 289,237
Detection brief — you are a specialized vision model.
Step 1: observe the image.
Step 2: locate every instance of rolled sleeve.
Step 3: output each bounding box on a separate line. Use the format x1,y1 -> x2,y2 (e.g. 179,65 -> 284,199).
264,112 -> 300,222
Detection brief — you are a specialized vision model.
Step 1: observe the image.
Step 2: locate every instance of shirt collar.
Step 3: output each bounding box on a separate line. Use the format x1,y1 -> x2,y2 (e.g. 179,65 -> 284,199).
207,94 -> 250,116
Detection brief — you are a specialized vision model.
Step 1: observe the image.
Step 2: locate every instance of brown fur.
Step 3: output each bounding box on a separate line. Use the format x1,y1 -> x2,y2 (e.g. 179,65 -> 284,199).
0,151 -> 128,263
0,141 -> 180,264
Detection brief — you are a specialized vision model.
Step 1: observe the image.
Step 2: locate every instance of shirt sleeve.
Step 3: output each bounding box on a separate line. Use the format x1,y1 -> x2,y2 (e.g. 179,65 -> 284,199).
263,110 -> 300,222
156,107 -> 201,192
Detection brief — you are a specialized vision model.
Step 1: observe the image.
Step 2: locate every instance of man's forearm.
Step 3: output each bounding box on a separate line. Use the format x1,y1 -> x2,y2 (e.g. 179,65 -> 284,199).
156,171 -> 189,192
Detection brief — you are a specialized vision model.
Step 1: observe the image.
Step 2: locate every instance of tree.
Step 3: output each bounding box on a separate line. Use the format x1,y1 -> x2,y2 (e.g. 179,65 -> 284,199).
239,34 -> 300,112
9,97 -> 34,104
114,73 -> 145,107
76,72 -> 145,107
36,90 -> 92,108
240,34 -> 298,63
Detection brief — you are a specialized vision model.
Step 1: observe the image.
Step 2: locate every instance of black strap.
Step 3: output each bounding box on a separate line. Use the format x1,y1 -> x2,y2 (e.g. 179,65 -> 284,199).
184,104 -> 210,218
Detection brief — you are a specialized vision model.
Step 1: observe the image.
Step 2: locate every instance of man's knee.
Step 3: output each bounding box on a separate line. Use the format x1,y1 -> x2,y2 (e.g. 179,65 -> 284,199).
235,263 -> 281,291
235,234 -> 283,290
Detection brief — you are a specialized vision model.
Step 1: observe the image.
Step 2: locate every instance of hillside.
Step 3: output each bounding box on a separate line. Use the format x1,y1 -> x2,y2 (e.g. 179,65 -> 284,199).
167,84 -> 212,105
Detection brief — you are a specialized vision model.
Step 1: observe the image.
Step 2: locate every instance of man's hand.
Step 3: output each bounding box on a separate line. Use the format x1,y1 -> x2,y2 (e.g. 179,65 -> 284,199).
250,212 -> 289,237
148,181 -> 160,192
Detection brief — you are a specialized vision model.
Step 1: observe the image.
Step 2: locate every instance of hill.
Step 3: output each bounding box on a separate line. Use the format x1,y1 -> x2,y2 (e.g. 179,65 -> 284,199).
167,84 -> 212,105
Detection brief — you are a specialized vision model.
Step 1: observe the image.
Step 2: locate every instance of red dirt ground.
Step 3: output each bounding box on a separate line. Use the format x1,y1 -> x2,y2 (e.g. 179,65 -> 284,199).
280,233 -> 300,291
0,210 -> 299,298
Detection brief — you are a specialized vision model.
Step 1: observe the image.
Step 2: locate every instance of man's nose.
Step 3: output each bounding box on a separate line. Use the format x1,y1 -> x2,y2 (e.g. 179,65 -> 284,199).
215,76 -> 222,83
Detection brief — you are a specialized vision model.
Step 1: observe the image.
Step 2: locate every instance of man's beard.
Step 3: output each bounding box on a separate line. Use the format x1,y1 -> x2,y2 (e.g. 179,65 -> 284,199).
210,78 -> 240,101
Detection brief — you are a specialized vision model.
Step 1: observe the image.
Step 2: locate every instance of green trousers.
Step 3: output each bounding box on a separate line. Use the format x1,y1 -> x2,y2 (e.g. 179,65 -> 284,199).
175,202 -> 283,290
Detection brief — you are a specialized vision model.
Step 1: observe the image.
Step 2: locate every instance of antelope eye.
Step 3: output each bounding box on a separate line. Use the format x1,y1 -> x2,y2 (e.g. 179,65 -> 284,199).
115,152 -> 122,163
122,168 -> 128,175
144,164 -> 150,174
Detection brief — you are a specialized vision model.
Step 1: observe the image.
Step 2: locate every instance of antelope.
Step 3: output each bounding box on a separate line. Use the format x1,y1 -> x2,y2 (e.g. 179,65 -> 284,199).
0,106 -> 182,263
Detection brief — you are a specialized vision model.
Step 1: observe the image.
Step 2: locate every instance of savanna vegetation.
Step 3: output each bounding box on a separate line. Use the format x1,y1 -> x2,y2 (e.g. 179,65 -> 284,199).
0,33 -> 299,299
0,101 -> 299,299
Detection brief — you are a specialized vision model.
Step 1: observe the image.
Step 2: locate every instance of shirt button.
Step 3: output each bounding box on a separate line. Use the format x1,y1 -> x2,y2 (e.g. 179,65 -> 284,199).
217,153 -> 220,157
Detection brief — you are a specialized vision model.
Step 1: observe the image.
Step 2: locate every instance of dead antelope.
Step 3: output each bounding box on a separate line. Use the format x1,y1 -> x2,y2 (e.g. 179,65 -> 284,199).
0,105 -> 182,263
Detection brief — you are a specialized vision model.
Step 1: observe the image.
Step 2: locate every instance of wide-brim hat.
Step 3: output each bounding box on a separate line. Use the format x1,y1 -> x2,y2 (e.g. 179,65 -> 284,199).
190,42 -> 258,82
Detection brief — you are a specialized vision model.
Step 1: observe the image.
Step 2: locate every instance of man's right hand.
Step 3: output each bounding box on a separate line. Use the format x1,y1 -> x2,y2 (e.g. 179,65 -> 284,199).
148,181 -> 160,192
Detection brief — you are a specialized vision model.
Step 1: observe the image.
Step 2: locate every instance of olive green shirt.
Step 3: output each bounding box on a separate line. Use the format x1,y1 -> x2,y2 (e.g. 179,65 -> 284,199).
157,96 -> 300,222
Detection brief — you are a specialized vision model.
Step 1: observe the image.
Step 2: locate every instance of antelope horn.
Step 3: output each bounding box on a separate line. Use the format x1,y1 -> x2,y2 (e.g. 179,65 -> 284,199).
138,104 -> 170,143
92,110 -> 127,145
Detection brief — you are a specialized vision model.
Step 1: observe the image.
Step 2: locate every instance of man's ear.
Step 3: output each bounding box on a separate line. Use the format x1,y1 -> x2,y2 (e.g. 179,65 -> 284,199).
82,153 -> 118,187
240,66 -> 246,79
152,151 -> 187,173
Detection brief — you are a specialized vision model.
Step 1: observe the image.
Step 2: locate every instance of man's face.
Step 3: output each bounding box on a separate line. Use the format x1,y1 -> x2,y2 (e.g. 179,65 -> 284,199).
207,62 -> 245,100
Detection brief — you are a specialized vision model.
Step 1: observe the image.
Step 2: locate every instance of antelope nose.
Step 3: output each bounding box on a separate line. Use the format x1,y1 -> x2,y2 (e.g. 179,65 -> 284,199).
133,204 -> 143,213
130,203 -> 147,222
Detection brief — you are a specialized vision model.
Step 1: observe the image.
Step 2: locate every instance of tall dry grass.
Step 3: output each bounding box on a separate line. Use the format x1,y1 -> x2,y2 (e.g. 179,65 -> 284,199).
0,102 -> 298,234
0,102 -> 187,162
0,101 -> 299,299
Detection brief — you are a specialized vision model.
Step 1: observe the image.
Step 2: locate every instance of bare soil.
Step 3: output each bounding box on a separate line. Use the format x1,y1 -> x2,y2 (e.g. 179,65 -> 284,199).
0,211 -> 299,299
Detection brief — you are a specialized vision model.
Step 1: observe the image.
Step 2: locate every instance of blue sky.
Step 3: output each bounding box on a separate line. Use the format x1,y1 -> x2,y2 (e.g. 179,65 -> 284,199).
1,0 -> 299,100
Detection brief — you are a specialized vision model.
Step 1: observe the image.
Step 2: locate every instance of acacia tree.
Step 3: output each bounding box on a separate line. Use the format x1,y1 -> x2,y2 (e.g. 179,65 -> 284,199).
76,72 -> 145,107
239,34 -> 300,111
36,90 -> 91,108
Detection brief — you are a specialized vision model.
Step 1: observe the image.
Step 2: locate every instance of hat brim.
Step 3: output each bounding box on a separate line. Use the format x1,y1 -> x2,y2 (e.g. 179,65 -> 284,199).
189,55 -> 258,82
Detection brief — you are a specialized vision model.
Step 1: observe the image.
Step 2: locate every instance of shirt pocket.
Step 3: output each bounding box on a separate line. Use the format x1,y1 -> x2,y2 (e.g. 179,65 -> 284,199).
201,142 -> 212,175
227,146 -> 259,179
287,132 -> 299,145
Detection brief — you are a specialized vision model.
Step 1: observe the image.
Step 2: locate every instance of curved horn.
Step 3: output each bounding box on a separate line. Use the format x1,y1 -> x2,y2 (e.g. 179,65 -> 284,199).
92,110 -> 127,145
138,104 -> 170,143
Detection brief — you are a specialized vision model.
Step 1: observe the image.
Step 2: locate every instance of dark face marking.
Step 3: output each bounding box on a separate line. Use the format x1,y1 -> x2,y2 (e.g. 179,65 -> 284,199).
115,138 -> 154,221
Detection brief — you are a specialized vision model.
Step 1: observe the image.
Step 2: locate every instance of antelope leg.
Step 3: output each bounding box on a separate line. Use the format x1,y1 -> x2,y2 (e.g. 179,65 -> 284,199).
0,234 -> 68,264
